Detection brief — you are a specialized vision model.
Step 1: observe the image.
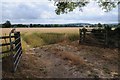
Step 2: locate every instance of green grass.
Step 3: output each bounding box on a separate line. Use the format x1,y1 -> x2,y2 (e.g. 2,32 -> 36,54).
22,33 -> 45,48
34,33 -> 65,44
67,33 -> 80,42
21,32 -> 79,49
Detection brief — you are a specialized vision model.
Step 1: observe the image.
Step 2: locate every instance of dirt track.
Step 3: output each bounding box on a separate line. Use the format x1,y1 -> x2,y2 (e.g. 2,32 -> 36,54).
3,40 -> 119,78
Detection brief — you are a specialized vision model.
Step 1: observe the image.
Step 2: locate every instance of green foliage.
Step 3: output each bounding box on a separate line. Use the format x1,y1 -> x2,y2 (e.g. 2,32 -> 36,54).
97,1 -> 117,12
30,24 -> 32,27
2,20 -> 11,28
54,1 -> 118,15
55,2 -> 89,15
98,23 -> 102,28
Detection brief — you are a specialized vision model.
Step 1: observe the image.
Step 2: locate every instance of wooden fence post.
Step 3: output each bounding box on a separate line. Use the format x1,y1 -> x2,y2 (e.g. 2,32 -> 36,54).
105,29 -> 108,48
9,32 -> 14,72
83,28 -> 86,42
79,29 -> 82,44
79,28 -> 87,44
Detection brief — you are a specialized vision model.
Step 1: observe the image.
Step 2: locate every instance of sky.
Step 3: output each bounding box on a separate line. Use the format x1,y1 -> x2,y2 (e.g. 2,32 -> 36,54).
0,0 -> 119,24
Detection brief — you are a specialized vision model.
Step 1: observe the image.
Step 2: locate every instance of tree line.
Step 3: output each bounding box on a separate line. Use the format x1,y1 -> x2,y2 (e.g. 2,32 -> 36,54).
0,21 -> 120,28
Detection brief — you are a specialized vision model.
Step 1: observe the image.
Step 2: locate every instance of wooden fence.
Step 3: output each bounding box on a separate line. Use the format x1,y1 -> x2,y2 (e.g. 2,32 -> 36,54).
79,28 -> 118,48
0,29 -> 22,72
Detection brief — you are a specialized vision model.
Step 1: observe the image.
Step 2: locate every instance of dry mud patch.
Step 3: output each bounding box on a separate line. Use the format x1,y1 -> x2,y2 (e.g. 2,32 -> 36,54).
3,40 -> 119,78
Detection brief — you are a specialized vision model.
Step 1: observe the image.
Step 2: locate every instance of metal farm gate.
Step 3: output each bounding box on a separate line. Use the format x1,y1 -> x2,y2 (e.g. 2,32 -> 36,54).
0,29 -> 22,72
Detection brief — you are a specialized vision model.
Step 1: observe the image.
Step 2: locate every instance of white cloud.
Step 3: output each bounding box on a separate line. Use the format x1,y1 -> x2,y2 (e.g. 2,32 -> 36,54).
40,11 -> 53,19
1,1 -> 118,24
2,0 -> 49,2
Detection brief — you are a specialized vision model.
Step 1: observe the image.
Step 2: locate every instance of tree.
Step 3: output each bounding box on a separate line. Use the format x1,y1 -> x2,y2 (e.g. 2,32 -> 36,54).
30,24 -> 33,27
98,23 -> 102,28
55,2 -> 88,15
52,1 -> 119,15
0,24 -> 2,28
4,20 -> 11,28
118,23 -> 120,27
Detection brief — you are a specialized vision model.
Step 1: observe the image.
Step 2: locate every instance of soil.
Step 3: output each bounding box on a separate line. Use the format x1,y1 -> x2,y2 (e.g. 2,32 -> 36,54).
2,40 -> 119,78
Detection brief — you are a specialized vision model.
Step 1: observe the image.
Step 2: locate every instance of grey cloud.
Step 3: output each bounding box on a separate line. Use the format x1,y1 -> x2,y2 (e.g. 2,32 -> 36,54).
2,2 -> 54,20
1,2 -> 118,24
2,3 -> 39,19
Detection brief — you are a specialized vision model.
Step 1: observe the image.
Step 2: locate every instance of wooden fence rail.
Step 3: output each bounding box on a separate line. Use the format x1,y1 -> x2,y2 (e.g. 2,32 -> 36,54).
79,28 -> 117,48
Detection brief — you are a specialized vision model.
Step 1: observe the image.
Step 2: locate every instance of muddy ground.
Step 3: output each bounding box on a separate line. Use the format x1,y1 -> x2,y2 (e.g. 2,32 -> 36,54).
3,40 -> 119,78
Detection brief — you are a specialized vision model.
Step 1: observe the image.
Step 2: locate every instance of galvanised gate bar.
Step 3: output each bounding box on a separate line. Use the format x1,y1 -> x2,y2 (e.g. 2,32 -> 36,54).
0,29 -> 22,72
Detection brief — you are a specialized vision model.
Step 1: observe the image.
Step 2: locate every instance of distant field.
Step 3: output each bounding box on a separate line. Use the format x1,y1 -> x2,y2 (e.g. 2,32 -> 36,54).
1,27 -> 117,35
1,28 -> 82,35
1,28 -> 81,51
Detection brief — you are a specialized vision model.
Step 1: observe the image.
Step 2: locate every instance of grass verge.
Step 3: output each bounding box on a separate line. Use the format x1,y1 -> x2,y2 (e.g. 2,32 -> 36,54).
21,32 -> 79,49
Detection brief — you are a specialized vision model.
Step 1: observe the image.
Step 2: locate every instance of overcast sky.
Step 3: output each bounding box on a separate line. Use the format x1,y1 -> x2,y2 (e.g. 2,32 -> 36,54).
1,0 -> 119,24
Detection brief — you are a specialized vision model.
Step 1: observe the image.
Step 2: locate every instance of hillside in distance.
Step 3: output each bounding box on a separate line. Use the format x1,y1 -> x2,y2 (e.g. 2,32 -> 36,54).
1,22 -> 119,28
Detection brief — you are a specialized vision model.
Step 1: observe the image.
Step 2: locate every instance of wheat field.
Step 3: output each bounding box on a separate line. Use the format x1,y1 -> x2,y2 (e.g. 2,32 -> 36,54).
1,28 -> 81,51
1,28 -> 81,35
